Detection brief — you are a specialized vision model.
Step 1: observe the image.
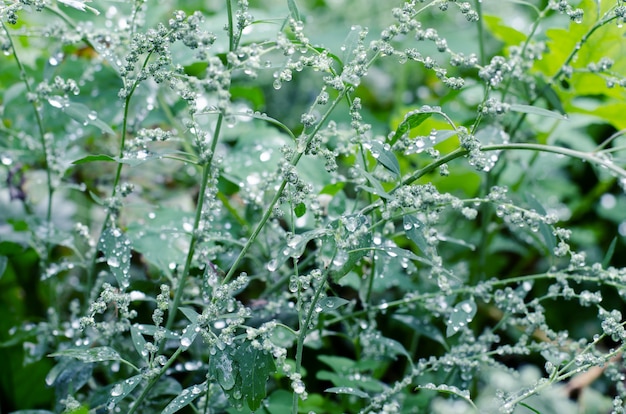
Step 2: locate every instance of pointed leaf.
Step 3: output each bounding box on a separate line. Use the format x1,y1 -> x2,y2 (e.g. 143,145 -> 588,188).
108,375 -> 142,406
64,101 -> 114,134
234,341 -> 275,411
388,110 -> 433,145
98,226 -> 132,290
509,103 -> 567,120
446,298 -> 477,337
130,324 -> 148,360
367,141 -> 400,177
403,215 -> 429,253
71,154 -> 117,164
162,381 -> 207,414
317,296 -> 350,312
179,323 -> 200,350
49,346 -> 123,363
325,386 -> 369,399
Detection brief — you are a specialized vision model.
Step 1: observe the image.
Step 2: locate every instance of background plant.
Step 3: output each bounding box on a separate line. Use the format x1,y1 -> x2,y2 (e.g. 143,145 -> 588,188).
2,0 -> 626,413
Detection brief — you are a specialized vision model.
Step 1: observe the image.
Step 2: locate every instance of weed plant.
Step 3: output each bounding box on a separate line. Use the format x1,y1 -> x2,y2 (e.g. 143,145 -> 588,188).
2,0 -> 626,413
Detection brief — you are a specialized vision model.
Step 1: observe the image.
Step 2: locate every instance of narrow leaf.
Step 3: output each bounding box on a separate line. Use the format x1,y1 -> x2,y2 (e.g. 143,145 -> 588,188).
108,375 -> 142,406
162,381 -> 207,414
403,215 -> 429,253
64,101 -> 114,134
180,323 -> 200,350
72,154 -> 117,164
388,110 -> 433,145
603,237 -> 618,268
130,325 -> 148,361
49,347 -> 122,363
326,386 -> 369,399
317,296 -> 350,311
367,141 -> 400,177
287,0 -> 301,21
509,103 -> 567,120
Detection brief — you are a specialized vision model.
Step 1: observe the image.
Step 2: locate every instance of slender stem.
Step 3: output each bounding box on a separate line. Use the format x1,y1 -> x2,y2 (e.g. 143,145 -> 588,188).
292,270 -> 328,414
473,0 -> 485,66
221,89 -> 347,285
2,21 -> 54,261
128,346 -> 184,414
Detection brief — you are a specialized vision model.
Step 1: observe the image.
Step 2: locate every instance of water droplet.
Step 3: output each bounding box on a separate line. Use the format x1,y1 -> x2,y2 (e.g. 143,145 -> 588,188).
47,96 -> 68,109
267,259 -> 278,272
180,337 -> 192,348
107,256 -> 120,268
110,384 -> 123,397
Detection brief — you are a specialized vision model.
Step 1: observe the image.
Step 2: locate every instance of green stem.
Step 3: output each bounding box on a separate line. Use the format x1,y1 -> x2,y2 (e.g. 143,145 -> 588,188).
2,22 -> 53,262
127,346 -> 184,414
221,88 -> 347,285
166,114 -> 224,332
292,270 -> 328,414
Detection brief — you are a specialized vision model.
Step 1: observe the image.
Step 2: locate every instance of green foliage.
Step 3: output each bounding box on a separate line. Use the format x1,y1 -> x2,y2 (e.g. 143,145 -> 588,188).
2,0 -> 626,413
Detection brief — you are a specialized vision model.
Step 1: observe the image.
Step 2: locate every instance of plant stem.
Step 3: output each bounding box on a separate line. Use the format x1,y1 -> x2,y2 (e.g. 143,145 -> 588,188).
292,269 -> 328,414
221,88 -> 347,285
2,22 -> 54,262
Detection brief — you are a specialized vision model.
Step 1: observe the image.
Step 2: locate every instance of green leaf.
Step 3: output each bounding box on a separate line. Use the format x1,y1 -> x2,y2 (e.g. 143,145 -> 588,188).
210,347 -> 237,391
98,226 -> 132,290
71,154 -> 116,165
328,214 -> 372,281
108,375 -> 143,406
162,381 -> 207,414
64,101 -> 114,134
294,202 -> 307,217
317,296 -> 350,312
180,323 -> 200,350
403,215 -> 429,254
388,110 -> 433,145
287,0 -> 301,21
130,325 -> 148,361
509,104 -> 567,120
49,347 -> 123,363
415,383 -> 477,411
446,298 -> 477,337
234,341 -> 275,411
393,314 -> 449,351
367,141 -> 400,177
179,307 -> 200,323
525,194 -> 556,254
603,237 -> 618,268
0,255 -> 7,280
325,386 -> 369,399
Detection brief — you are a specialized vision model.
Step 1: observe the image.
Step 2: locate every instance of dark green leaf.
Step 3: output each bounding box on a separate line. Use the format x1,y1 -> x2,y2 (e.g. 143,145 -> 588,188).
393,314 -> 449,350
603,237 -> 618,268
294,202 -> 306,217
234,341 -> 275,411
72,154 -> 116,165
